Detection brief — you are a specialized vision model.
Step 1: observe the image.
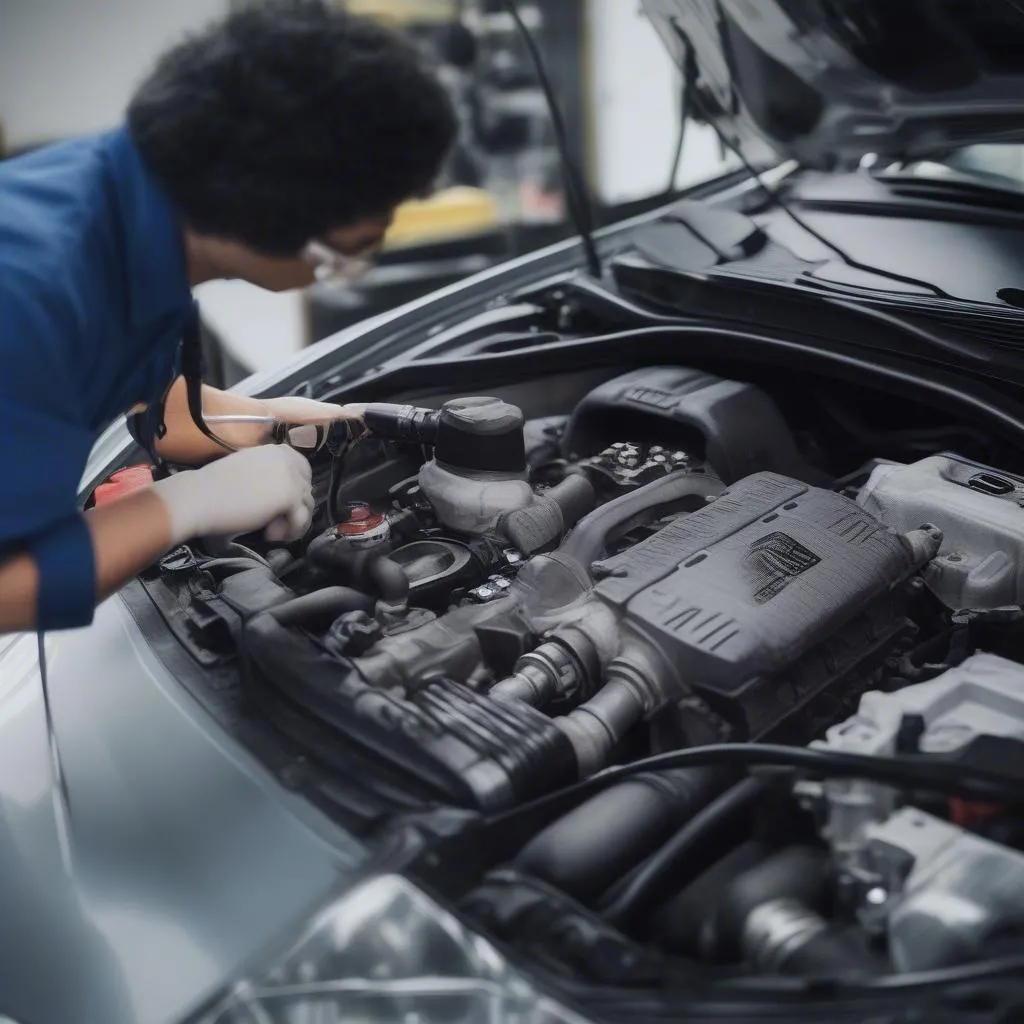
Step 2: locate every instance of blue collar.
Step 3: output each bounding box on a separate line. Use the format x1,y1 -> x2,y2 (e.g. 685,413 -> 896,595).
103,126 -> 192,332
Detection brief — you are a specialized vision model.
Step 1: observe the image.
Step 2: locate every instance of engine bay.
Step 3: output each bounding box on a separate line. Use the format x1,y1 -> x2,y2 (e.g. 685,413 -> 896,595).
139,362 -> 1024,997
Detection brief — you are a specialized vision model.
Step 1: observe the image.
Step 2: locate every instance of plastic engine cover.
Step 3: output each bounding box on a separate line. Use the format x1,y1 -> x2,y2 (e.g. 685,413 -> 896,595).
858,453 -> 1024,610
561,366 -> 823,484
594,472 -> 921,698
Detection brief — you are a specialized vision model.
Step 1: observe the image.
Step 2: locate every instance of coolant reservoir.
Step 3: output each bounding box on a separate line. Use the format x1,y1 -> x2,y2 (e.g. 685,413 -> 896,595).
858,453 -> 1024,610
418,396 -> 534,534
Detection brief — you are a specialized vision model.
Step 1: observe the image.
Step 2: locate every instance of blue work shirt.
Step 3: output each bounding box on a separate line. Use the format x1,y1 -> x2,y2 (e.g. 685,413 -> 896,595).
0,126 -> 192,629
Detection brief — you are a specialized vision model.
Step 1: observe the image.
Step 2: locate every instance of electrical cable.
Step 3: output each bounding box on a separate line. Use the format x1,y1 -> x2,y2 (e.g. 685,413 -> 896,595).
674,29 -> 951,299
327,455 -> 343,526
480,741 -> 1024,840
501,0 -> 602,279
599,776 -> 768,929
664,71 -> 689,195
37,632 -> 74,872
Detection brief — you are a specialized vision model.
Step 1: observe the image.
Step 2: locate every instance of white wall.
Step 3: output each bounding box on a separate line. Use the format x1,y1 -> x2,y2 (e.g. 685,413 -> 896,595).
585,0 -> 732,204
0,0 -> 227,149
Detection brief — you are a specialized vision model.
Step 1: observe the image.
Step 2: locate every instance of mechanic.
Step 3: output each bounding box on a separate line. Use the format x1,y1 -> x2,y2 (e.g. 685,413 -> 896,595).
0,0 -> 457,635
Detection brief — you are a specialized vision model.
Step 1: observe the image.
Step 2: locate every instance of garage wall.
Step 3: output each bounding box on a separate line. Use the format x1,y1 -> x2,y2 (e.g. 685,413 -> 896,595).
0,0 -> 227,150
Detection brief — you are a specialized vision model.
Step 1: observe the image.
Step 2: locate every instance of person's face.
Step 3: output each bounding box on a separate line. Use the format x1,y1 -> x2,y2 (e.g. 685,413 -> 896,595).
202,214 -> 393,292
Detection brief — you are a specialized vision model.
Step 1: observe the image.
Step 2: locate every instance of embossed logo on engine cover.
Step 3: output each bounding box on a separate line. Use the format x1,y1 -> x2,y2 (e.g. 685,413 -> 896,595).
742,532 -> 822,604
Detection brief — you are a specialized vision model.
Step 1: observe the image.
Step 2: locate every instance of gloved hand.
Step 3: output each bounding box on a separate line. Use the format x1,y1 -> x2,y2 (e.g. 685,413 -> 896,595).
152,445 -> 314,544
261,396 -> 365,451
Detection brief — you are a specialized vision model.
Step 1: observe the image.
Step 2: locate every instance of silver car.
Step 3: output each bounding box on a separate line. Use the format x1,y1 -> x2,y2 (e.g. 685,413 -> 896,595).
5,2 -> 1024,1021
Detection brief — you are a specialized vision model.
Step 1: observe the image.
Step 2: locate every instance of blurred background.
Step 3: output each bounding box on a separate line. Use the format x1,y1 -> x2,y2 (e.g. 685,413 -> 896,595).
0,0 -> 735,385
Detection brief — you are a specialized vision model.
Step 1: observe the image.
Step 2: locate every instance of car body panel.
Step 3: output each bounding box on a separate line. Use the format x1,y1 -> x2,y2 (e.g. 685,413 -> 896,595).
0,599 -> 363,1024
643,0 -> 1024,168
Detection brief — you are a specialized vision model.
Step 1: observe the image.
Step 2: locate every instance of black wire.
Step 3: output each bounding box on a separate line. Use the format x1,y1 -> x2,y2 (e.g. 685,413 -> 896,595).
664,72 -> 689,195
675,33 -> 951,299
502,0 -> 602,279
481,742 -> 1024,839
327,454 -> 344,525
37,631 -> 74,868
600,776 -> 768,928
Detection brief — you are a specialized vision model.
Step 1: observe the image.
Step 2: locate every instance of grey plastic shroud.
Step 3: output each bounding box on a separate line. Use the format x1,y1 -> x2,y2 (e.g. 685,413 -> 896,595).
858,453 -> 1024,610
813,652 -> 1024,860
561,367 -> 827,485
862,807 -> 1024,972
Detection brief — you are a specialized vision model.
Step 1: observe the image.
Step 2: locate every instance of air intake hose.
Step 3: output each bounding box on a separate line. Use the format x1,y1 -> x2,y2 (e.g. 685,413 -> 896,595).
515,766 -> 727,905
498,473 -> 596,555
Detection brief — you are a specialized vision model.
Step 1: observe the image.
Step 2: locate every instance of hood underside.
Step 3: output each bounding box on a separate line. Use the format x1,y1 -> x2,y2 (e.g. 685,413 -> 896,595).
642,0 -> 1024,168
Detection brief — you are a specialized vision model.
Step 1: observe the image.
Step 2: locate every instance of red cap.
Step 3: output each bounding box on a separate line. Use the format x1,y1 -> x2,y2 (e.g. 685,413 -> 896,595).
949,797 -> 1003,829
337,505 -> 386,536
92,465 -> 155,507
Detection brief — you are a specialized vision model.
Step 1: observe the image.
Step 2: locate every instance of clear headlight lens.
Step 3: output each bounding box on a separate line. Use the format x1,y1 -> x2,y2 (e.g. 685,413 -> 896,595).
188,874 -> 592,1024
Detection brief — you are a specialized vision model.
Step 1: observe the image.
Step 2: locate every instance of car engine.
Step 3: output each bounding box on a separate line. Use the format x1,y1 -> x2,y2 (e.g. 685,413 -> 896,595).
147,364 -> 1024,989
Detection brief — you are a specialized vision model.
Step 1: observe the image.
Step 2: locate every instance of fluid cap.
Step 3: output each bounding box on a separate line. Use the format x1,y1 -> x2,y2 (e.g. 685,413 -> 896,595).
337,502 -> 391,549
435,397 -> 526,474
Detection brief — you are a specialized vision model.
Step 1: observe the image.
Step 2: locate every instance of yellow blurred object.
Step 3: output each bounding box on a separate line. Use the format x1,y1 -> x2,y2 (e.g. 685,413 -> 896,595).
343,0 -> 457,24
384,187 -> 501,248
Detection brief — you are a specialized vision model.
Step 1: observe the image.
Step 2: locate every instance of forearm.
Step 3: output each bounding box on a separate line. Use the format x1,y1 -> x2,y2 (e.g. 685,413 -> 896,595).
155,377 -> 272,464
0,552 -> 40,633
85,489 -> 175,600
0,491 -> 175,634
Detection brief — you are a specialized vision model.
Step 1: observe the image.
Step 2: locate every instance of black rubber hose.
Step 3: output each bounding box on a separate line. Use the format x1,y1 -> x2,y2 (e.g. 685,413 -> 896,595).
601,776 -> 771,930
267,586 -> 375,628
476,740 -> 1024,842
515,766 -> 726,905
716,845 -> 831,962
369,556 -> 411,604
560,469 -> 724,572
199,557 -> 268,577
771,923 -> 882,976
649,840 -> 773,957
362,403 -> 441,444
499,473 -> 596,555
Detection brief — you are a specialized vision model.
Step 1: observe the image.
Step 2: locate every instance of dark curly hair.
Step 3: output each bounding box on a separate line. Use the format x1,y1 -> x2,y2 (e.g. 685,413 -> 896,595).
127,0 -> 457,254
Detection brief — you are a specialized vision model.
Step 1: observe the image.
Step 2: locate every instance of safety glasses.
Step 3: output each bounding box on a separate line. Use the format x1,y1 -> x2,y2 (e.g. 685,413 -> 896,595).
301,239 -> 376,287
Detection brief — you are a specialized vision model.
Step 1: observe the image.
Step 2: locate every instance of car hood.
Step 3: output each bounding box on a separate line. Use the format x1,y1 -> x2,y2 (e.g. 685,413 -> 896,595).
641,0 -> 1024,169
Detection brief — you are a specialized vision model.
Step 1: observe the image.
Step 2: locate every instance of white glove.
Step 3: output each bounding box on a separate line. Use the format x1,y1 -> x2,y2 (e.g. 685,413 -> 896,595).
153,445 -> 314,545
261,396 -> 365,451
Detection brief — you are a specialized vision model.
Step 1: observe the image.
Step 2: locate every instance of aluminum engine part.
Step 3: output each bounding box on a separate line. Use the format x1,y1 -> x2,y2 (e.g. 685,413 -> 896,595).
810,652 -> 1024,860
587,472 -> 940,739
858,807 -> 1024,972
858,453 -> 1024,610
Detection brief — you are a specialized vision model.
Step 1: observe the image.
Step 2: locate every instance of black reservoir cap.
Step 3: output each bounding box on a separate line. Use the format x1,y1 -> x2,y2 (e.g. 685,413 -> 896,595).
436,397 -> 526,474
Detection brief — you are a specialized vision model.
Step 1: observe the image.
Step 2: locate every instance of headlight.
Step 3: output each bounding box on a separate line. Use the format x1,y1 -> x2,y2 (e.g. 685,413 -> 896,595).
187,874 -> 592,1024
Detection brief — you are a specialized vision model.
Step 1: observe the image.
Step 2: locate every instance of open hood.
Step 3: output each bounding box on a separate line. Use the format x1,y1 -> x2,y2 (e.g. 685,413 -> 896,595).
641,0 -> 1024,169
